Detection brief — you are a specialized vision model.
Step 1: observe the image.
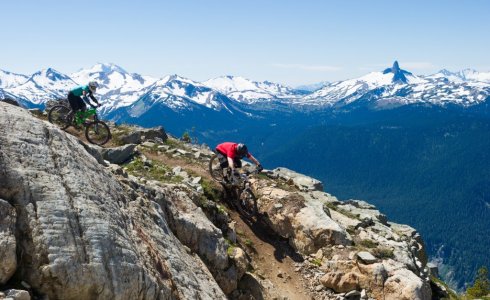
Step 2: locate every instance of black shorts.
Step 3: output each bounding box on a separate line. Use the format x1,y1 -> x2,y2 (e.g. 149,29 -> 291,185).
216,151 -> 242,169
67,92 -> 87,112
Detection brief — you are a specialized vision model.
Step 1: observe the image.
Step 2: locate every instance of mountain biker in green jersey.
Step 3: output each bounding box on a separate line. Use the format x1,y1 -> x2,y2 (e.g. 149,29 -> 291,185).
67,81 -> 100,113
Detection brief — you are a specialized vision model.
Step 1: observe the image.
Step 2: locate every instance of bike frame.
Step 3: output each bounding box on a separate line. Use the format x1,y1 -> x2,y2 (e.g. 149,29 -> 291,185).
74,108 -> 97,125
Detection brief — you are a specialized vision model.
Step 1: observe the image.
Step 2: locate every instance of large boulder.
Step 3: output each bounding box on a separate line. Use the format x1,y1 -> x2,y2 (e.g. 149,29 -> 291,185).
320,271 -> 362,293
120,126 -> 168,144
253,183 -> 352,255
270,167 -> 324,191
0,102 -> 225,299
0,199 -> 17,284
383,268 -> 432,300
102,144 -> 138,164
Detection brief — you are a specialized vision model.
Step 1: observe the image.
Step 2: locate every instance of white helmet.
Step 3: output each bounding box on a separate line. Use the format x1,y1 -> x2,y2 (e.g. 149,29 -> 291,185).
88,81 -> 99,92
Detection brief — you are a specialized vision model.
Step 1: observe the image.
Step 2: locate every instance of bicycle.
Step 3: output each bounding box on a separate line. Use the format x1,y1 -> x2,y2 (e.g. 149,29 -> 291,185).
48,104 -> 111,145
209,154 -> 259,219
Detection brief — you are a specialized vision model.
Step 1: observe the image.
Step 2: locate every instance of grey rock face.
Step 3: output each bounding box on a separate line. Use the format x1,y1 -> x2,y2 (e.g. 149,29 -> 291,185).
0,102 -> 225,299
271,167 -> 324,191
3,289 -> 31,300
120,126 -> 168,144
356,251 -> 377,264
101,144 -> 138,164
0,199 -> 17,284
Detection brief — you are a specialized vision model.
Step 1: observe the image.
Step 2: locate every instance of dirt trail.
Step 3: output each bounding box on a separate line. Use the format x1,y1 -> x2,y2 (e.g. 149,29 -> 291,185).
146,151 -> 313,299
230,211 -> 312,299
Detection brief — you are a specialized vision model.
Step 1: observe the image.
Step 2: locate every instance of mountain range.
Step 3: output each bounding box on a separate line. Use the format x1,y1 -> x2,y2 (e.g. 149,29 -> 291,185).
1,61 -> 490,112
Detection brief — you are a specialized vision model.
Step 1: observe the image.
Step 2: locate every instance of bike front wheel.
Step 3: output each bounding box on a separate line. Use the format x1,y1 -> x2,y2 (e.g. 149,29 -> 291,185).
85,121 -> 111,145
236,188 -> 257,220
48,105 -> 72,130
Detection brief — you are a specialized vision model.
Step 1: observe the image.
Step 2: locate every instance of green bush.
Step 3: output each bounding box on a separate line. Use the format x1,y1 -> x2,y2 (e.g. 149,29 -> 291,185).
358,239 -> 378,248
181,131 -> 191,143
466,266 -> 490,298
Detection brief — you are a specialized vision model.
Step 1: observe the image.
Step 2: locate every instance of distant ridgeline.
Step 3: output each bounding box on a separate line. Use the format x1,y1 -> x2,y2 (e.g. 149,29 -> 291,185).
2,61 -> 490,289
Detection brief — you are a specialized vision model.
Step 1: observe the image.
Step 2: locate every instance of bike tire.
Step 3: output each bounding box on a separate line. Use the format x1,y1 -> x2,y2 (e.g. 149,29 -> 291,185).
209,154 -> 226,182
85,121 -> 111,145
48,105 -> 72,130
236,188 -> 257,220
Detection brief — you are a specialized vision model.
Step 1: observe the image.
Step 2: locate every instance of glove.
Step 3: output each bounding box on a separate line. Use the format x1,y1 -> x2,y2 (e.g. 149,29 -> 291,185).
257,164 -> 263,172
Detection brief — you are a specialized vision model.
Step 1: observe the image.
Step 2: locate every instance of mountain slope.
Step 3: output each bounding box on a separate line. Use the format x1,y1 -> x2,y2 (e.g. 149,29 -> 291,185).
0,69 -> 28,88
70,63 -> 157,96
204,75 -> 302,103
5,68 -> 77,107
261,106 -> 490,290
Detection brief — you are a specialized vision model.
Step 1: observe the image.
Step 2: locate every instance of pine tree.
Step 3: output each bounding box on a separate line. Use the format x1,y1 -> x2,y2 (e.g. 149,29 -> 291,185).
466,266 -> 490,298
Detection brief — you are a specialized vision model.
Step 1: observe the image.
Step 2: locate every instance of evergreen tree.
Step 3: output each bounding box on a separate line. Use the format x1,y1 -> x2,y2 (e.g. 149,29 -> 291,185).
466,266 -> 490,298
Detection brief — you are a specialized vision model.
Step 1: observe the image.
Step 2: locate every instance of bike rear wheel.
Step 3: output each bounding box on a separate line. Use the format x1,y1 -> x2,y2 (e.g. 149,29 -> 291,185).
209,154 -> 226,182
48,105 -> 72,130
85,121 -> 111,145
236,188 -> 257,219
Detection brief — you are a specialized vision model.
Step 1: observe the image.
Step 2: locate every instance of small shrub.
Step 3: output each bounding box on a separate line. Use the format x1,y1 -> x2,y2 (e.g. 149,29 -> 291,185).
346,225 -> 357,235
311,258 -> 322,267
244,239 -> 253,247
358,239 -> 378,248
372,247 -> 395,259
201,178 -> 221,202
181,131 -> 191,143
124,157 -> 182,184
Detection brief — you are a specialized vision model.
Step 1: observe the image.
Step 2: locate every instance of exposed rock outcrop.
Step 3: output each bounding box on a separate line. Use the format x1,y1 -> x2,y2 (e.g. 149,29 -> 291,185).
119,126 -> 168,144
250,173 -> 432,299
0,199 -> 17,284
0,102 -> 226,299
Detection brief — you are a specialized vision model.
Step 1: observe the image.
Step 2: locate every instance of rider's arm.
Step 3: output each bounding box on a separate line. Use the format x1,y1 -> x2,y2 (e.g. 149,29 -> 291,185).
248,154 -> 260,166
88,93 -> 99,105
82,91 -> 99,107
248,154 -> 263,170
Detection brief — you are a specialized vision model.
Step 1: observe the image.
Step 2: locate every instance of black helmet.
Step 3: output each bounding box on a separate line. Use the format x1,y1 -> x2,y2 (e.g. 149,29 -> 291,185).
236,143 -> 248,157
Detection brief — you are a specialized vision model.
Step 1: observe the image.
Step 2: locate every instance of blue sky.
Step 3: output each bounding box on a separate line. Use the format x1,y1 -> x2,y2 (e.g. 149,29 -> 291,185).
2,0 -> 489,86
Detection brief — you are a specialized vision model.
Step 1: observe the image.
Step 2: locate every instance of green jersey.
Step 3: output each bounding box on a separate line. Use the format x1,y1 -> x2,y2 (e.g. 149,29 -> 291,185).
70,85 -> 91,97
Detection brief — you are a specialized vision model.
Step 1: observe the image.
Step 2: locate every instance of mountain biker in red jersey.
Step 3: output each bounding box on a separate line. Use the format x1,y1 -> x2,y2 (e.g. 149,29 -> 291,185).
67,81 -> 100,113
215,142 -> 263,174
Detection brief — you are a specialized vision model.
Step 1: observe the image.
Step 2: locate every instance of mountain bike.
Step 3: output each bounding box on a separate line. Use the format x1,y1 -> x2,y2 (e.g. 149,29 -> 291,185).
48,105 -> 111,145
209,154 -> 259,219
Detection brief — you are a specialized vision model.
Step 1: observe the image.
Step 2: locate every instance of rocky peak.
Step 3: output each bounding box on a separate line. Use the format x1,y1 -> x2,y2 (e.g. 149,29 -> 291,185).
383,60 -> 413,84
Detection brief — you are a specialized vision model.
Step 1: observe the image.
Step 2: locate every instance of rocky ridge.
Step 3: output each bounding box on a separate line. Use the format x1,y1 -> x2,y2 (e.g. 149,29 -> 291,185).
0,101 -> 449,299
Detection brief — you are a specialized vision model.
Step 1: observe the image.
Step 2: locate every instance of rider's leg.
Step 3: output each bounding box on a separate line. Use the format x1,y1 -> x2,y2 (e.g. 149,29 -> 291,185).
67,92 -> 80,112
216,151 -> 232,182
233,158 -> 242,169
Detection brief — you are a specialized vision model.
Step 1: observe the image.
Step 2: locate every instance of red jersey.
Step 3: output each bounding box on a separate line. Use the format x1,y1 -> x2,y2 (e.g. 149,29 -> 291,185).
216,142 -> 251,159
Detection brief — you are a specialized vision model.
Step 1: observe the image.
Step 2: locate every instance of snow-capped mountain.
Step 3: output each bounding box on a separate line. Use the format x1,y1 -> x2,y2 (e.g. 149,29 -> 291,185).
5,68 -> 77,107
427,69 -> 490,84
203,76 -> 301,103
70,63 -> 157,97
300,61 -> 490,108
295,81 -> 329,92
2,61 -> 490,112
101,74 -> 239,119
0,69 -> 29,88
